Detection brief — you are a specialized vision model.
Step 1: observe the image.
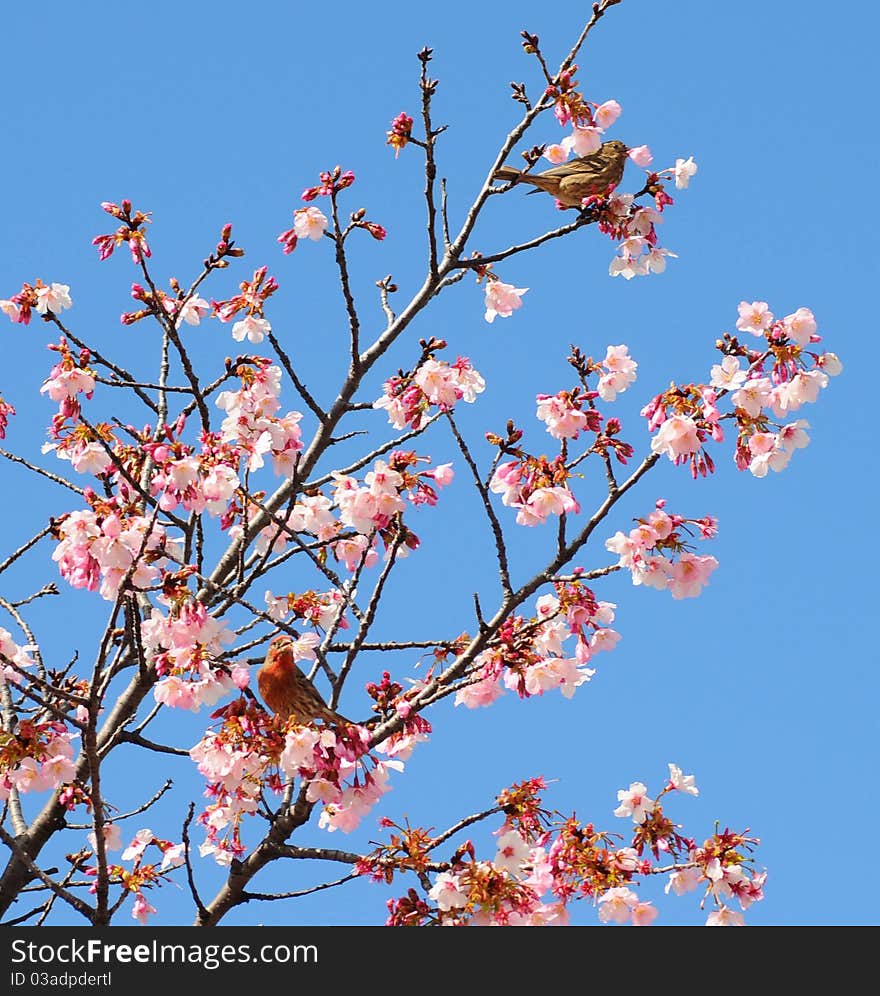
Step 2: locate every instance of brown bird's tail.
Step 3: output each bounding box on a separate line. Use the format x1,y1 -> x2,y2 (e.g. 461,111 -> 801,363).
493,165 -> 523,182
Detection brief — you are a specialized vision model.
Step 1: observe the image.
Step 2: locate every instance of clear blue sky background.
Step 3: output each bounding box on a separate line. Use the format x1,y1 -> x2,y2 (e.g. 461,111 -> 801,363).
0,1 -> 874,926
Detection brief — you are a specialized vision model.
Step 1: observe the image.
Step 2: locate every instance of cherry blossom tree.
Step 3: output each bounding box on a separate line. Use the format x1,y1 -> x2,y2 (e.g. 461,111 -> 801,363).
0,0 -> 838,927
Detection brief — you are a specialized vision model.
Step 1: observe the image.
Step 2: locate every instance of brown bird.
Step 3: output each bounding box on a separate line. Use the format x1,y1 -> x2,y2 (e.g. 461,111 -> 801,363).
257,634 -> 350,726
493,139 -> 629,208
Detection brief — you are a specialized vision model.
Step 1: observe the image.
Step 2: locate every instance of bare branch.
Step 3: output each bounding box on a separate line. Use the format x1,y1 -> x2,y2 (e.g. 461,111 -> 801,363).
418,47 -> 441,277
0,525 -> 53,579
266,329 -> 326,422
445,411 -> 512,598
241,872 -> 358,902
183,802 -> 209,922
0,448 -> 85,496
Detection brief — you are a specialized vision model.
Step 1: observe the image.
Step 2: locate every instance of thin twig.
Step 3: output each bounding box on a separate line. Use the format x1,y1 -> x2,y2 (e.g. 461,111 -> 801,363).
267,330 -> 326,422
241,872 -> 358,902
0,525 -> 53,578
183,802 -> 209,922
445,412 -> 512,598
0,449 -> 84,495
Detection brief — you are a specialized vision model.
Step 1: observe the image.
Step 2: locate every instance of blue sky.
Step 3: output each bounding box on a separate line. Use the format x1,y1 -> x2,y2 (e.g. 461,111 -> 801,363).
0,1 -> 875,926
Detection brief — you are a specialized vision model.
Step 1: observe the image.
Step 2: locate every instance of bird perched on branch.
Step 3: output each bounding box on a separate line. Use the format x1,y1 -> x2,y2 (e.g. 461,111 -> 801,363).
493,139 -> 628,208
258,634 -> 350,726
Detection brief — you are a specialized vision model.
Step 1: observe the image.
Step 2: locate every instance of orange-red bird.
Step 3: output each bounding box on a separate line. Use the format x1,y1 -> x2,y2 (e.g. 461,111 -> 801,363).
257,634 -> 350,726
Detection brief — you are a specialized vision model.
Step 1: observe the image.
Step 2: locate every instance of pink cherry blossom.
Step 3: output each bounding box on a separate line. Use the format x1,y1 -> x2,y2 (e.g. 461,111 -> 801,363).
515,486 -> 579,527
706,906 -> 745,926
122,828 -> 154,862
160,843 -> 185,871
454,654 -> 504,709
543,144 -> 569,164
645,247 -> 677,273
818,351 -> 843,376
627,145 -> 653,167
231,314 -> 271,344
429,872 -> 468,912
782,307 -> 817,346
666,866 -> 702,896
598,344 -> 638,401
484,280 -> 527,323
517,655 -> 594,699
494,830 -> 531,873
178,295 -> 210,326
88,823 -> 123,853
731,376 -> 773,418
0,299 -> 22,323
35,283 -> 73,316
673,156 -> 697,189
294,206 -> 328,241
778,419 -> 810,452
650,414 -> 702,461
609,253 -> 648,279
334,534 -> 379,571
768,370 -> 828,415
667,552 -> 718,599
594,99 -> 622,129
40,367 -> 96,402
631,901 -> 659,926
535,392 -> 590,439
614,782 -> 654,824
131,892 -> 157,925
710,355 -> 746,391
668,763 -> 699,796
735,300 -> 774,336
562,126 -> 602,157
598,886 -> 639,923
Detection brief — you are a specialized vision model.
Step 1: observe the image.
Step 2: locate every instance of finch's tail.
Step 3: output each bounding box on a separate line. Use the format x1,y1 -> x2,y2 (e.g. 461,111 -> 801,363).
493,165 -> 522,182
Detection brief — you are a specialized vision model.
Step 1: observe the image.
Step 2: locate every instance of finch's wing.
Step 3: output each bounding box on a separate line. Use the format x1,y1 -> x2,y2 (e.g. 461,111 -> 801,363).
535,148 -> 609,180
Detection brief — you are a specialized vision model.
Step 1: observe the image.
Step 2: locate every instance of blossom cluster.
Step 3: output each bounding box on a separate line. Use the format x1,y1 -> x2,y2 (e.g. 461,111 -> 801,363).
264,588 -> 350,634
455,580 -> 619,708
375,768 -> 763,926
39,337 -> 96,446
386,112 -> 414,156
0,280 -> 73,325
212,265 -> 278,344
487,344 -> 641,527
241,451 -> 453,569
543,96 -> 623,161
84,827 -> 185,924
91,200 -> 152,263
144,430 -> 240,516
0,719 -> 77,800
643,303 -> 841,478
215,359 -> 304,474
51,493 -> 177,601
489,452 -> 579,526
0,395 -> 14,439
536,345 -> 637,442
605,501 -> 719,598
277,206 -> 328,254
190,700 -> 400,865
374,352 -> 485,430
141,601 -> 237,711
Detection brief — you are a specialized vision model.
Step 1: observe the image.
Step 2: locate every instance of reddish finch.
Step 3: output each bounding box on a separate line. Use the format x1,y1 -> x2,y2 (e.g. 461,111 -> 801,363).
258,634 -> 350,726
493,139 -> 628,208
